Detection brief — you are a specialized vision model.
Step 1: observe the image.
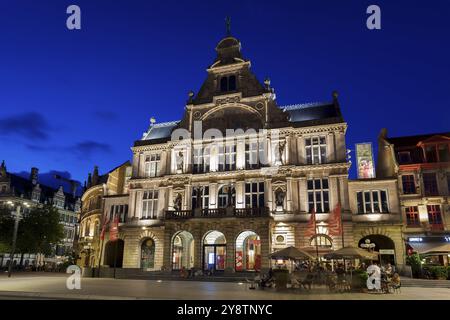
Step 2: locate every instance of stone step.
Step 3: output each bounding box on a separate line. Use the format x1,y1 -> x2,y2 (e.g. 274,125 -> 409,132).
401,278 -> 450,288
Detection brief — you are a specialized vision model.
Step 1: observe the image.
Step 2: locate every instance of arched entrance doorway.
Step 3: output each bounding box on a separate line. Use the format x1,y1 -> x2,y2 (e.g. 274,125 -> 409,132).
235,231 -> 261,272
203,231 -> 226,272
104,239 -> 124,268
140,238 -> 155,269
358,235 -> 396,265
172,231 -> 194,270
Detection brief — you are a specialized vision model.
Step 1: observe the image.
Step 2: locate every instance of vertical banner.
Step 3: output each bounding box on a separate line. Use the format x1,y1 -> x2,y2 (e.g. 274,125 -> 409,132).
356,142 -> 376,179
109,215 -> 119,242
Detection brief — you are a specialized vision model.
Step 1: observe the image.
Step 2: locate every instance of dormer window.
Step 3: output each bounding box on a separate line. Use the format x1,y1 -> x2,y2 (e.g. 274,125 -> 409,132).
398,151 -> 411,164
220,75 -> 236,92
422,143 -> 450,163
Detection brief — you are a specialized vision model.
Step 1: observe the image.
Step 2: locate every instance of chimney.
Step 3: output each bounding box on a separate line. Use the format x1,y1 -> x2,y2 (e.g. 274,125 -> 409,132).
30,167 -> 39,185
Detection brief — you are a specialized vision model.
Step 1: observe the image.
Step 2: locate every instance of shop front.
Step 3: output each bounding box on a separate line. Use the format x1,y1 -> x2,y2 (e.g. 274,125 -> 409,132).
407,236 -> 450,266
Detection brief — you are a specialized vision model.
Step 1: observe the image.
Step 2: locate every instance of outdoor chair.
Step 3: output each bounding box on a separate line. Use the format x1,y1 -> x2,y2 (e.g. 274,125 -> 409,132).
390,281 -> 401,294
245,278 -> 256,290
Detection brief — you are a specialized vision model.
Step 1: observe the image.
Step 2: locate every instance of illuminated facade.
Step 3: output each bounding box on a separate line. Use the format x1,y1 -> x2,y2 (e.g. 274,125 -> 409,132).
82,34 -> 416,275
0,162 -> 80,267
77,162 -> 131,268
377,130 -> 450,266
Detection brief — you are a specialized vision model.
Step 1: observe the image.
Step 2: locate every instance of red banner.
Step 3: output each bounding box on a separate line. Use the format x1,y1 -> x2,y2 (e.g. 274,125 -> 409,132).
109,215 -> 119,242
305,208 -> 317,238
328,203 -> 343,236
100,215 -> 109,241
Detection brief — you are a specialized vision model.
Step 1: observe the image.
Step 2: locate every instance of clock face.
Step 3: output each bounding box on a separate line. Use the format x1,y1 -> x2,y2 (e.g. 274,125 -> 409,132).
276,235 -> 285,243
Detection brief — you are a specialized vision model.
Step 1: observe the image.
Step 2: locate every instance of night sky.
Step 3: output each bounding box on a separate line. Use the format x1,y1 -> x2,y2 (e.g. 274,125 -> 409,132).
1,0 -> 449,188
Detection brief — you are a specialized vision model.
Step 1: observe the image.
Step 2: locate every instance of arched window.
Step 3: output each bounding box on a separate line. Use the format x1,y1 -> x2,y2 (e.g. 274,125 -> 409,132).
141,238 -> 155,269
310,235 -> 332,248
218,185 -> 235,208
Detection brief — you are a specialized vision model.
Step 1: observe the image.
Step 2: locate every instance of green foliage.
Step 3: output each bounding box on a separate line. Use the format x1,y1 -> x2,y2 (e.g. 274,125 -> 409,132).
448,267 -> 450,280
352,269 -> 368,288
406,253 -> 422,278
428,266 -> 448,280
0,204 -> 64,256
0,207 -> 13,251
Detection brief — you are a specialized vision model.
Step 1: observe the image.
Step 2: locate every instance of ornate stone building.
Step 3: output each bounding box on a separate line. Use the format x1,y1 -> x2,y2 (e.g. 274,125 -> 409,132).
377,130 -> 450,266
79,33 -> 426,276
86,33 -> 407,275
77,162 -> 131,268
0,162 -> 80,267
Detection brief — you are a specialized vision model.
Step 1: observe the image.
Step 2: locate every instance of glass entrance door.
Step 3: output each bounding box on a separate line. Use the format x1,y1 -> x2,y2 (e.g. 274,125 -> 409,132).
203,244 -> 226,271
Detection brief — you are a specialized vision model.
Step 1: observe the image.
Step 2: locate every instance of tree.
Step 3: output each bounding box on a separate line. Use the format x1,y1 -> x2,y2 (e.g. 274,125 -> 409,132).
18,205 -> 65,256
0,204 -> 64,260
0,206 -> 13,253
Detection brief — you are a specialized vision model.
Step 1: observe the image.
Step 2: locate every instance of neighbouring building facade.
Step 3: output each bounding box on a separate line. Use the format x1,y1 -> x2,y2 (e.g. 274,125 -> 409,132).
82,33 -> 419,275
377,130 -> 450,266
0,162 -> 80,268
76,162 -> 131,268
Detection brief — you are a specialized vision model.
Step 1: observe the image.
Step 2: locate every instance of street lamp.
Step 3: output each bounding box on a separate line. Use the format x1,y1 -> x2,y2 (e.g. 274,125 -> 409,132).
7,201 -> 29,278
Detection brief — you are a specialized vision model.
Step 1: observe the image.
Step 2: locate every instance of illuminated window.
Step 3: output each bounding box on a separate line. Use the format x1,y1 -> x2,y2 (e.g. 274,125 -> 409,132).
427,205 -> 442,226
356,190 -> 388,214
218,185 -> 235,208
193,146 -> 210,174
192,186 -> 209,210
142,190 -> 159,219
305,137 -> 327,165
307,178 -> 329,213
310,235 -> 332,248
245,141 -> 264,169
245,182 -> 265,208
218,145 -> 236,172
405,206 -> 420,227
144,154 -> 160,177
402,175 -> 416,194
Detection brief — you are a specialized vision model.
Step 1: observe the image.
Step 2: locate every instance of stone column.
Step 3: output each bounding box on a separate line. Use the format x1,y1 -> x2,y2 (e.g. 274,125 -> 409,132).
286,177 -> 293,212
265,179 -> 273,212
298,177 -> 307,213
235,180 -> 245,209
236,138 -> 245,170
339,176 -> 350,212
132,152 -> 140,178
326,132 -> 335,163
297,135 -> 304,164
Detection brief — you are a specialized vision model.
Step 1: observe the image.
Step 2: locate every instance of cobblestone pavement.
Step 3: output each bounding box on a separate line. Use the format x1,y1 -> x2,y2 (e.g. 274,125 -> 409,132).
0,273 -> 448,300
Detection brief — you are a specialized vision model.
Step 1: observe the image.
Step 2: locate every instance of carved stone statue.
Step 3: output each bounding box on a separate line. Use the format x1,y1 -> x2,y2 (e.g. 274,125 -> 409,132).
275,140 -> 286,165
173,194 -> 182,211
176,151 -> 184,172
275,189 -> 285,208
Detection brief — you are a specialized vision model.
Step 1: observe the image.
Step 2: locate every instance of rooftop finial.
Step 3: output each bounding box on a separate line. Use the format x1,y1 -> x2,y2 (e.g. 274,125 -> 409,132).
225,16 -> 231,36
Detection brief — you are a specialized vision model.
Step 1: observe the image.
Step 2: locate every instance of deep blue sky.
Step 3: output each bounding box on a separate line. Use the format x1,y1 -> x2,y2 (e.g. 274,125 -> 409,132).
1,0 -> 449,187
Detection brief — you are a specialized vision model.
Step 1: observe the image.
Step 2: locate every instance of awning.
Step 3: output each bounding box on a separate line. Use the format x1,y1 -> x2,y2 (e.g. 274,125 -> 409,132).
410,243 -> 450,255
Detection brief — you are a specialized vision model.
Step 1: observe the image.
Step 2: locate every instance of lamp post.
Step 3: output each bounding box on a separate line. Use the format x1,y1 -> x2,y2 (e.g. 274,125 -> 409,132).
7,200 -> 29,278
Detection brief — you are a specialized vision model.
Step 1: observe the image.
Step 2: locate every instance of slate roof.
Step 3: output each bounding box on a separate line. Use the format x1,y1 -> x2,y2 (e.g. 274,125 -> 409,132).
134,101 -> 343,146
386,132 -> 450,148
6,174 -> 80,211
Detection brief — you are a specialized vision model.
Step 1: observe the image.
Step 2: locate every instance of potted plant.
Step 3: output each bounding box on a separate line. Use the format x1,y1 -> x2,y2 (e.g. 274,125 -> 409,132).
429,266 -> 448,280
352,269 -> 368,292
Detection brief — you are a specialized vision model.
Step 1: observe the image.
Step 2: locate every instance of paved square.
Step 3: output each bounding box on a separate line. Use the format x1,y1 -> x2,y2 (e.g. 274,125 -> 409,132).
0,273 -> 448,300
